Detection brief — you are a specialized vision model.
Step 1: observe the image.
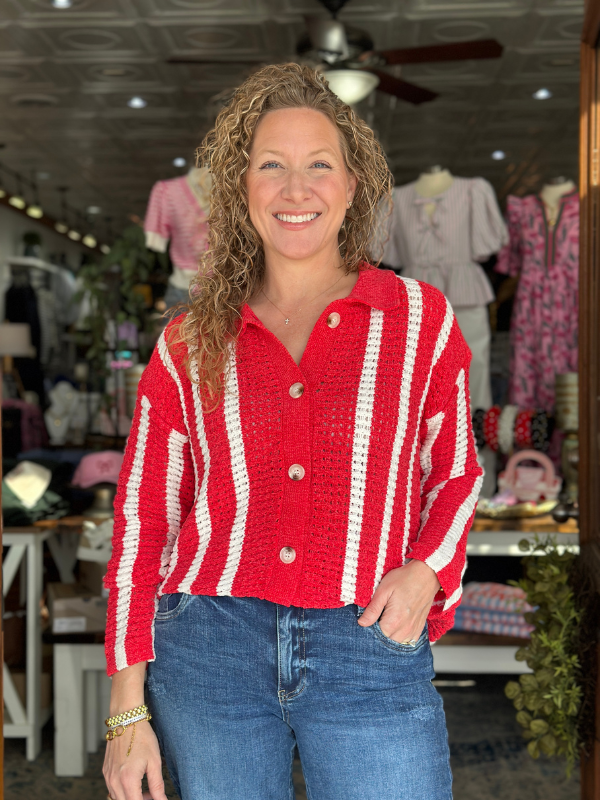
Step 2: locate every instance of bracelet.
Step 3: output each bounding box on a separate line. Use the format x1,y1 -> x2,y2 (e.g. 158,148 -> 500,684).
483,405 -> 501,452
105,712 -> 151,741
498,405 -> 519,455
472,408 -> 486,450
514,408 -> 534,449
532,410 -> 554,453
105,704 -> 149,729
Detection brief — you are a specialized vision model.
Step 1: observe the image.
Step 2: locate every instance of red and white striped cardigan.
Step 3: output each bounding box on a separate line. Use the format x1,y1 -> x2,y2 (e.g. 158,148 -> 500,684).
104,267 -> 483,675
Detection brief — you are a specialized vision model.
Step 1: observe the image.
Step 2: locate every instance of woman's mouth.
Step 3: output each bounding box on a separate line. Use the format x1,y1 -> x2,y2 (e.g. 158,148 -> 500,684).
273,212 -> 321,224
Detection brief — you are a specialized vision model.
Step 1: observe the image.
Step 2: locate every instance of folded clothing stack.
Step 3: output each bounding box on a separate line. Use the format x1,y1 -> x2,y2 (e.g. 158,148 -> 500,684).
453,581 -> 534,638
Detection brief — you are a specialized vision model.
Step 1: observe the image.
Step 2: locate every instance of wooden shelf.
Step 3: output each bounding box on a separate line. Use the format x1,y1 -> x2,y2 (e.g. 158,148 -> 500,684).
436,631 -> 530,647
472,514 -> 578,534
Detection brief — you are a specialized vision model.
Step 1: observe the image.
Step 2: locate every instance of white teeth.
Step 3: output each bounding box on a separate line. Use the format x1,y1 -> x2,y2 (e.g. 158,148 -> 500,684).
276,213 -> 319,223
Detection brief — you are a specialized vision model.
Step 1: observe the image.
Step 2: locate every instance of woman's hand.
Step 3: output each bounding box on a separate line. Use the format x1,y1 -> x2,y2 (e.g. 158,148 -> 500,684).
103,661 -> 167,800
103,719 -> 167,800
357,560 -> 441,643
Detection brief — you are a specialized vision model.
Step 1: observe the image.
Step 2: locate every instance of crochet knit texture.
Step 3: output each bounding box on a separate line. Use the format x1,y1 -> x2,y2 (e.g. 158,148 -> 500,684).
104,267 -> 483,675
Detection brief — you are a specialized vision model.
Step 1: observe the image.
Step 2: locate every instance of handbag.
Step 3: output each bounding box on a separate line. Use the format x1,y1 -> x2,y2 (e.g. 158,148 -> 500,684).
497,450 -> 561,503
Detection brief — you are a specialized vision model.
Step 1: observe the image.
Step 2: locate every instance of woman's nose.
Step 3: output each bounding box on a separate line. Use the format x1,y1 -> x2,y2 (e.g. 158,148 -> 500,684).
281,169 -> 312,203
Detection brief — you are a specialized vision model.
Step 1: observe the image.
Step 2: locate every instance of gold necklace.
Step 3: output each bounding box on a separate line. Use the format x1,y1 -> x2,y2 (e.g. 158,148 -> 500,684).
261,272 -> 345,325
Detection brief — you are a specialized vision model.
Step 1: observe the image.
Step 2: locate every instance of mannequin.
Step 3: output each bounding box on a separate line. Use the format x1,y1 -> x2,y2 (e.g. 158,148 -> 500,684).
144,166 -> 212,309
539,177 -> 576,225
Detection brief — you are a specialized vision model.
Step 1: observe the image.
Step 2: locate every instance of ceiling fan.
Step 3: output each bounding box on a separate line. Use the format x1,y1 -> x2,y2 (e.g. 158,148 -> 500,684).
167,0 -> 503,106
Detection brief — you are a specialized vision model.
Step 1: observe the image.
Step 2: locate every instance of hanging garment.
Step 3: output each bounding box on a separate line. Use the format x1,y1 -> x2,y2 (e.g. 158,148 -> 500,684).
5,281 -> 45,405
495,191 -> 579,412
382,177 -> 507,413
144,172 -> 210,292
382,177 -> 507,308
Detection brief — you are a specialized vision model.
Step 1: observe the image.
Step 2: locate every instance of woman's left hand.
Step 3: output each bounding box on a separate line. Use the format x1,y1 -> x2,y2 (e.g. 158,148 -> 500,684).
357,560 -> 441,643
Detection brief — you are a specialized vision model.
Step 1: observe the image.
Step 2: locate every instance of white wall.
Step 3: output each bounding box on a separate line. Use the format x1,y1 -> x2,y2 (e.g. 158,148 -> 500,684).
0,203 -> 88,321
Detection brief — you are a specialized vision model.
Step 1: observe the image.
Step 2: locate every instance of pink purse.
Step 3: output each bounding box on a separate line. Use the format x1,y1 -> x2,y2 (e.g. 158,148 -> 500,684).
497,450 -> 561,503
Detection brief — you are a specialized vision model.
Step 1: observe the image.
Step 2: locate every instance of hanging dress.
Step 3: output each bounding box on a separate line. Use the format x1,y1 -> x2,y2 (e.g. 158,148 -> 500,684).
495,191 -> 579,412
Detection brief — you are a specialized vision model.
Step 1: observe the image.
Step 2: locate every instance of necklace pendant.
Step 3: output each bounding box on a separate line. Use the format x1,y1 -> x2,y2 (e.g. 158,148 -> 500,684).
285,319 -> 290,325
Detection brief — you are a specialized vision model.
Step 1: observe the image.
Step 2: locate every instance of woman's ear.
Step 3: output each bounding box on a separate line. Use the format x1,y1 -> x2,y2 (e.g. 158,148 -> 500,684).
347,171 -> 357,206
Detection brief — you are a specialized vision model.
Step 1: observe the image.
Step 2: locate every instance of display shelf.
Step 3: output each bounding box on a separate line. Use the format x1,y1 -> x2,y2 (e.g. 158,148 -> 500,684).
432,516 -> 580,675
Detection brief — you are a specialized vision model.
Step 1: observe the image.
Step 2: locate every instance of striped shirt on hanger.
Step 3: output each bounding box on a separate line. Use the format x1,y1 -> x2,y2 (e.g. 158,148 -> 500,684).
381,177 -> 508,308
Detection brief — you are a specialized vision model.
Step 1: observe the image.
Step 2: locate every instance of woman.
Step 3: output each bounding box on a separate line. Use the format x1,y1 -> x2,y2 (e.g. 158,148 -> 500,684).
103,63 -> 482,800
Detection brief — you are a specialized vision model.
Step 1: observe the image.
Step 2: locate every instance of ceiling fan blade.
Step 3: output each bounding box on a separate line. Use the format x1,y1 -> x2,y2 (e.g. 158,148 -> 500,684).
366,69 -> 438,104
379,39 -> 503,65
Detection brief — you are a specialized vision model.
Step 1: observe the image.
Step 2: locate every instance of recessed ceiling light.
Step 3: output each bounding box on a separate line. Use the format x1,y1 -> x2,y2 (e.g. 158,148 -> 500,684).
173,157 -> 187,167
52,0 -> 73,7
491,150 -> 506,160
36,171 -> 50,180
26,204 -> 43,218
100,244 -> 111,255
68,230 -> 81,241
83,234 -> 97,248
533,88 -> 552,100
128,96 -> 147,109
87,205 -> 102,214
8,196 -> 26,209
55,222 -> 69,234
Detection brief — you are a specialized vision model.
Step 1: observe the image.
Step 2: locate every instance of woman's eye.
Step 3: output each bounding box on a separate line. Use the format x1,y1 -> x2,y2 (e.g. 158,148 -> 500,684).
312,162 -> 331,169
260,161 -> 280,169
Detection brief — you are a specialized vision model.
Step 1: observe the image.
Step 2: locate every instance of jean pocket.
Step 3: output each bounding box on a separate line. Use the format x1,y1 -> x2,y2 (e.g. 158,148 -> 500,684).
356,605 -> 429,654
155,592 -> 190,621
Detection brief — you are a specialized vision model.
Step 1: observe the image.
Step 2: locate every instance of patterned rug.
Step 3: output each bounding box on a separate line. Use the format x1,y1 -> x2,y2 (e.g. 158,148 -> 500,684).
5,676 -> 580,800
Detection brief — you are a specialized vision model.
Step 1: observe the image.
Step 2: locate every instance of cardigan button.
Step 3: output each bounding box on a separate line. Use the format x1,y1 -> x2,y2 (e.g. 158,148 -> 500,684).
289,382 -> 304,399
280,546 -> 296,564
327,312 -> 341,328
288,464 -> 305,481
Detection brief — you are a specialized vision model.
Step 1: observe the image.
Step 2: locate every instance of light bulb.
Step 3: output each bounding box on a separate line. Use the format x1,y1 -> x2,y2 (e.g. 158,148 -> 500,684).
100,244 -> 111,254
533,88 -> 552,100
87,205 -> 101,214
83,234 -> 97,248
128,96 -> 147,109
52,0 -> 73,7
173,157 -> 187,167
8,196 -> 26,209
55,222 -> 69,234
68,230 -> 81,241
491,150 -> 506,161
26,204 -> 44,218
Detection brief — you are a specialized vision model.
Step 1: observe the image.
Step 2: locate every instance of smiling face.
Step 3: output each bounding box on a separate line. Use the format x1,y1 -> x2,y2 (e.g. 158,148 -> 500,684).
246,107 -> 357,265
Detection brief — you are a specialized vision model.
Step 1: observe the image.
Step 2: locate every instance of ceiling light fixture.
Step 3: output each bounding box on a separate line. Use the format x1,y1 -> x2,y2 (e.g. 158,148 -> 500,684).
0,189 -> 6,198
8,196 -> 26,210
36,171 -> 50,180
128,96 -> 147,109
491,150 -> 506,160
26,204 -> 44,218
323,69 -> 379,105
68,230 -> 81,241
52,0 -> 73,7
533,88 -> 552,100
173,157 -> 187,167
100,244 -> 111,255
55,222 -> 69,234
87,205 -> 101,214
82,234 -> 97,248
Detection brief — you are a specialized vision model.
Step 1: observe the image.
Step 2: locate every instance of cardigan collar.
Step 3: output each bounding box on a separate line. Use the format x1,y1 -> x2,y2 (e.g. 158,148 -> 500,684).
240,265 -> 400,332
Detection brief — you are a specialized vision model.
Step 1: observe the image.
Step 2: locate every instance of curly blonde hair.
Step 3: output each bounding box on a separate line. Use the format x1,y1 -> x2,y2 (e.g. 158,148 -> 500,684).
170,62 -> 392,409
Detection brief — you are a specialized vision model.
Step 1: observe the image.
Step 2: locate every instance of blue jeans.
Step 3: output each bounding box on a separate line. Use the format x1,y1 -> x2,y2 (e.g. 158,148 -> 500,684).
147,595 -> 452,800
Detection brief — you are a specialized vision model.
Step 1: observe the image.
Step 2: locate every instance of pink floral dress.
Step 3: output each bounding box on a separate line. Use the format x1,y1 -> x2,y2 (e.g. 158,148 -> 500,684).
496,191 -> 579,412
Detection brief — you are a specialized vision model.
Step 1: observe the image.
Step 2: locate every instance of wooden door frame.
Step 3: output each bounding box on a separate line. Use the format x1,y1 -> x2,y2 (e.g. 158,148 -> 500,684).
579,3 -> 600,798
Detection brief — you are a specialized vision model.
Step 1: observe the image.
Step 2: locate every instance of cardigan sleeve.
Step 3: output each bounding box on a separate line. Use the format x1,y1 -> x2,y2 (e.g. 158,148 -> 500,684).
470,178 -> 509,262
104,331 -> 196,676
408,313 -> 483,616
144,180 -> 170,253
